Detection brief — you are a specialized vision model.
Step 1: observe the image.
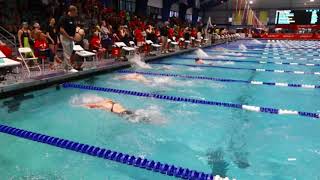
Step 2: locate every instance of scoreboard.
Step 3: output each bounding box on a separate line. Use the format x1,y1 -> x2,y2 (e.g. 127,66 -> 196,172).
275,9 -> 320,25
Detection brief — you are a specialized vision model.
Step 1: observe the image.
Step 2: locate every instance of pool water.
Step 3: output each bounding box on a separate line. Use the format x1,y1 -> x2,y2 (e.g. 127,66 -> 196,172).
1,40 -> 320,180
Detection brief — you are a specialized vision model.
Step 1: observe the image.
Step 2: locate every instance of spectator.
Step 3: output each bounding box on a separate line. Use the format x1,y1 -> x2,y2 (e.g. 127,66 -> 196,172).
146,25 -> 157,43
160,21 -> 169,53
18,22 -> 32,48
100,20 -> 112,49
134,26 -> 144,49
59,5 -> 78,71
34,32 -> 54,69
89,31 -> 106,61
46,18 -> 59,63
31,23 -> 42,41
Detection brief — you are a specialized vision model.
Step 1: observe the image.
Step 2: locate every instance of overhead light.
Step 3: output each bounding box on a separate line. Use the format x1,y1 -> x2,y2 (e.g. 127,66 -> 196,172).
310,0 -> 314,2
249,0 -> 253,4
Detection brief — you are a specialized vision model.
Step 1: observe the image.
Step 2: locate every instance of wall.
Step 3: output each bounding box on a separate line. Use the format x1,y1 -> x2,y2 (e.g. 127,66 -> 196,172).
203,0 -> 320,25
148,0 -> 162,8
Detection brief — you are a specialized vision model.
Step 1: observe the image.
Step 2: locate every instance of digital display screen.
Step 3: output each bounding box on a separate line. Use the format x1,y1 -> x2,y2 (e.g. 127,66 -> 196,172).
275,9 -> 320,24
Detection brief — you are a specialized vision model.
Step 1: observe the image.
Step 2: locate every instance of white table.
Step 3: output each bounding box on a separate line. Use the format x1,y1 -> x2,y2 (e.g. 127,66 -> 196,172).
0,58 -> 21,82
75,50 -> 96,70
0,58 -> 21,68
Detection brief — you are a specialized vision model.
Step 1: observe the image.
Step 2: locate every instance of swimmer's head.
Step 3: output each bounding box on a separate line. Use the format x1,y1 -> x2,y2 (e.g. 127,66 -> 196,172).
195,58 -> 200,62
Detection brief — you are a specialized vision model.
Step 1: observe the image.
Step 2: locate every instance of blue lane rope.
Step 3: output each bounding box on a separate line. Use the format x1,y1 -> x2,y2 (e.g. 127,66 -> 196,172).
62,83 -> 320,119
225,46 -> 319,50
150,62 -> 320,76
0,124 -> 214,180
203,50 -> 320,58
117,70 -> 320,89
178,57 -> 320,67
209,48 -> 320,52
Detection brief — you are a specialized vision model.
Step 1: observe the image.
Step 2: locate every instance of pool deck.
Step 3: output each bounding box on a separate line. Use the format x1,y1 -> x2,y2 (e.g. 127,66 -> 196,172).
0,40 -> 232,98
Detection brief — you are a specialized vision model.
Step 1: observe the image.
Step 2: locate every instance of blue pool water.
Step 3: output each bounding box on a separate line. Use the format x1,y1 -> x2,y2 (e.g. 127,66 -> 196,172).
1,40 -> 320,179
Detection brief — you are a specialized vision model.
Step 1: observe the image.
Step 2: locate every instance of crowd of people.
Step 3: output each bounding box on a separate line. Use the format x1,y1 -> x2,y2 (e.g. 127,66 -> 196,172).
7,2 -> 233,72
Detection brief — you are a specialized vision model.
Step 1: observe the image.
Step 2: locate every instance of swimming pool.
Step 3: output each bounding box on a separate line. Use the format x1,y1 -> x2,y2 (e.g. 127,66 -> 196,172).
1,40 -> 320,179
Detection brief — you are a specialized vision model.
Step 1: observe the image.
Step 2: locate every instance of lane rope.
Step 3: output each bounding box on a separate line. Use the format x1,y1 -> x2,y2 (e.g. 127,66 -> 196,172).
63,83 -> 320,119
0,124 -> 216,180
117,70 -> 320,89
150,62 -> 320,76
204,50 -> 320,57
178,57 -> 320,67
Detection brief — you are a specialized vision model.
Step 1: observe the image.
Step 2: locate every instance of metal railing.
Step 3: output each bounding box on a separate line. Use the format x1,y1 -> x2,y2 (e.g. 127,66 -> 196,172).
0,26 -> 17,52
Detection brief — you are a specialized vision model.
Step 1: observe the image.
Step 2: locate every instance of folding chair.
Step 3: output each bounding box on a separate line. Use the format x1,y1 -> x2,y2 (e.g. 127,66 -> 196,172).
18,47 -> 41,77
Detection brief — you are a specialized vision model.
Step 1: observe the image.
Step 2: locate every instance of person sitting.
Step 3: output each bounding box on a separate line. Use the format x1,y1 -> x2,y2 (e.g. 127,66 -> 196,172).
195,57 -> 205,65
119,73 -> 151,83
89,31 -> 106,61
34,32 -> 54,69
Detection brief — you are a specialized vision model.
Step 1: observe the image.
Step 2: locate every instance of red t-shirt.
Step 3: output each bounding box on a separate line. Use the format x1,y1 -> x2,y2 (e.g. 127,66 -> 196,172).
34,40 -> 48,50
168,28 -> 174,39
178,30 -> 184,38
191,30 -> 197,38
90,36 -> 101,50
34,39 -> 48,57
134,29 -> 144,42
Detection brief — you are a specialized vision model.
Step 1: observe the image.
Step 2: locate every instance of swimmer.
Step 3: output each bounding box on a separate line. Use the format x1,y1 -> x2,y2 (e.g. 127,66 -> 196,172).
195,58 -> 205,64
119,73 -> 151,83
83,98 -> 150,122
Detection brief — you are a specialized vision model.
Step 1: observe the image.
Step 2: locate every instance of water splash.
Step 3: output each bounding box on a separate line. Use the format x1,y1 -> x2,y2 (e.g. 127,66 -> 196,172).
195,48 -> 210,58
224,52 -> 243,56
239,44 -> 247,51
70,94 -> 105,106
252,39 -> 262,44
128,54 -> 152,69
130,105 -> 166,124
210,55 -> 226,59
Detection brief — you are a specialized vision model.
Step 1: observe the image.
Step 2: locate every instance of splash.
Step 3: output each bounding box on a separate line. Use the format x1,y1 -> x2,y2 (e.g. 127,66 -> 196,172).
225,52 -> 243,56
130,105 -> 166,124
252,39 -> 262,44
128,54 -> 152,69
188,67 -> 204,71
150,77 -> 173,86
211,55 -> 226,59
195,48 -> 210,58
239,44 -> 247,51
70,94 -> 105,106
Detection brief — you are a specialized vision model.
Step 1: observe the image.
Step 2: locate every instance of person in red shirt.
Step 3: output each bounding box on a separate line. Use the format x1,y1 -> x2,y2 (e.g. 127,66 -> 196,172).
134,26 -> 145,48
90,32 -> 106,61
191,27 -> 197,38
34,32 -> 54,68
168,27 -> 174,40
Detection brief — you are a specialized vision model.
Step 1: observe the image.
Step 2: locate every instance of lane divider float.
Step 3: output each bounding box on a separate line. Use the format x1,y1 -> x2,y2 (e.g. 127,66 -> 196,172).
0,124 -> 219,180
63,83 -> 320,119
151,62 -> 320,76
178,57 -> 320,67
117,70 -> 320,89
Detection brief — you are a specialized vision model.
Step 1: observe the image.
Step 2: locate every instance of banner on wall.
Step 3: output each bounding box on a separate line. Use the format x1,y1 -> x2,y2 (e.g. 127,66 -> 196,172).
233,11 -> 243,25
259,11 -> 269,25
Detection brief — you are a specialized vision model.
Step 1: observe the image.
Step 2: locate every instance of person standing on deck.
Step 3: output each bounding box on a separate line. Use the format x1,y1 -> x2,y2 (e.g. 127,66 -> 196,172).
58,5 -> 78,71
